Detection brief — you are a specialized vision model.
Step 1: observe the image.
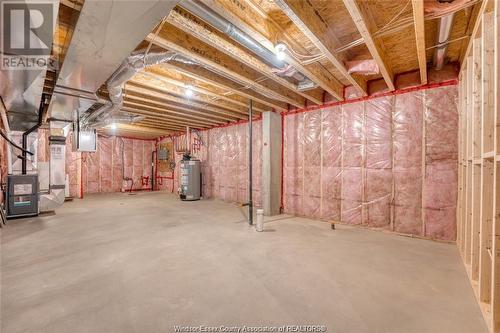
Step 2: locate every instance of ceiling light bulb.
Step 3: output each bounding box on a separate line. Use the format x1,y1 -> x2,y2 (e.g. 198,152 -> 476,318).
275,42 -> 287,61
185,85 -> 194,97
110,123 -> 117,130
276,51 -> 285,61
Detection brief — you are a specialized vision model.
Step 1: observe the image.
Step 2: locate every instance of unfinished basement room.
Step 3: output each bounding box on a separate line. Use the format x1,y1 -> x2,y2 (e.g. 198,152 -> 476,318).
0,0 -> 499,332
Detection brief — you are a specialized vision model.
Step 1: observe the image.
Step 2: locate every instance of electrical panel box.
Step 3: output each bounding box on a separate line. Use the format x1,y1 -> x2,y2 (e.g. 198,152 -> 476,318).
72,130 -> 97,152
6,174 -> 39,218
157,147 -> 169,160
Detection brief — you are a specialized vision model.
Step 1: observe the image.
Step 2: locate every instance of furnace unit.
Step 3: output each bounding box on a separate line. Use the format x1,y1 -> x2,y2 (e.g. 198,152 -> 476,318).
6,174 -> 39,218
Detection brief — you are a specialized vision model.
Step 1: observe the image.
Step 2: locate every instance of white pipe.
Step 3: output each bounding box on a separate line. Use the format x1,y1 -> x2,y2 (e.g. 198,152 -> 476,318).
256,209 -> 264,232
433,13 -> 455,70
0,99 -> 13,174
186,126 -> 190,153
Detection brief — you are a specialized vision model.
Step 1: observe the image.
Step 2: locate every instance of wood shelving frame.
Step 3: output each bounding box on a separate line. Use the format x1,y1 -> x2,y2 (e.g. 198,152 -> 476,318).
457,0 -> 499,331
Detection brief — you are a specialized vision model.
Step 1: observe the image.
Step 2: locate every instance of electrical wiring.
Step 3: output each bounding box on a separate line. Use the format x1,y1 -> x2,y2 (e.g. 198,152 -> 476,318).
0,130 -> 34,156
333,0 -> 480,54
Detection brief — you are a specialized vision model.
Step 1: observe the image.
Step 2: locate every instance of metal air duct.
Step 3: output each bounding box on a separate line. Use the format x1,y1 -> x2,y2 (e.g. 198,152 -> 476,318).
433,13 -> 455,70
48,0 -> 180,124
179,0 -> 316,88
83,51 -> 194,127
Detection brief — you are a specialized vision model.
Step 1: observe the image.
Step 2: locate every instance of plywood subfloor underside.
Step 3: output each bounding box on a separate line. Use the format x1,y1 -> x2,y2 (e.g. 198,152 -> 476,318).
1,192 -> 488,333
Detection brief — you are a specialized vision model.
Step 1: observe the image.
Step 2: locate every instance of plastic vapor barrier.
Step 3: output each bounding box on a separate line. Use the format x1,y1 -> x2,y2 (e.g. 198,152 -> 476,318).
82,136 -> 155,194
158,121 -> 262,206
283,85 -> 458,241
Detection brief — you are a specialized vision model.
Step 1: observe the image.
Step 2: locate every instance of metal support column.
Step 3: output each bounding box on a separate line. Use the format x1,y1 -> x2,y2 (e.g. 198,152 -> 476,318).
248,99 -> 253,225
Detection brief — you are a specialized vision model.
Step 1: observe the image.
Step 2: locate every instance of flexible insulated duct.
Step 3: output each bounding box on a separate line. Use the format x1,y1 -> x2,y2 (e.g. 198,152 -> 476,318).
83,51 -> 196,127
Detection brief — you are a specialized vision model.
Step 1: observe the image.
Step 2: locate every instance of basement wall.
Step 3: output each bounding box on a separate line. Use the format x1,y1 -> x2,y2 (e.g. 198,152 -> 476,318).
283,84 -> 458,241
81,136 -> 155,194
156,120 -> 263,206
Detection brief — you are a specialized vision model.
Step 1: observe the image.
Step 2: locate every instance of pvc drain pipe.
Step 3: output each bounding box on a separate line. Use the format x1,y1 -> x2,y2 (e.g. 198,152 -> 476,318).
256,209 -> 264,232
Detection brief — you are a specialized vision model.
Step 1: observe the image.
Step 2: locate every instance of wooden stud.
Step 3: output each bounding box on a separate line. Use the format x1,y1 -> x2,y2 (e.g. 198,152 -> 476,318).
411,0 -> 427,85
273,0 -> 366,96
145,68 -> 269,113
162,61 -> 288,112
125,83 -> 246,120
130,74 -> 249,116
168,7 -> 333,104
148,23 -> 307,108
343,0 -> 395,91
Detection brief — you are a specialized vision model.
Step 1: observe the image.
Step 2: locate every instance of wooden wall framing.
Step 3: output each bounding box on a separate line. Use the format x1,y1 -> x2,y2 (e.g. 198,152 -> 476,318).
457,0 -> 499,331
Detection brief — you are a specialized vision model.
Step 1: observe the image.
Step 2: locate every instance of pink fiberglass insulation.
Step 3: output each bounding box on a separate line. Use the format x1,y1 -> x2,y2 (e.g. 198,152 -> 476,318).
341,102 -> 363,224
303,111 -> 321,218
284,113 -> 304,216
195,120 -> 262,206
81,136 -> 156,194
156,121 -> 261,204
393,91 -> 423,235
282,84 -> 458,241
423,86 -> 458,240
99,137 -> 113,193
364,96 -> 393,228
321,106 -> 342,221
64,134 -> 81,198
112,138 -> 123,192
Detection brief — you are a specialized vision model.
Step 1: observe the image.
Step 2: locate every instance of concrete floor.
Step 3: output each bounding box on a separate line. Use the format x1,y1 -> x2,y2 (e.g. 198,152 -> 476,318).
1,192 -> 487,333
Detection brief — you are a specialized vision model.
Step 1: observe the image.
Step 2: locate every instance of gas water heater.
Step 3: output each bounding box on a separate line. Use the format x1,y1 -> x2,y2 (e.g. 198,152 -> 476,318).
179,155 -> 201,201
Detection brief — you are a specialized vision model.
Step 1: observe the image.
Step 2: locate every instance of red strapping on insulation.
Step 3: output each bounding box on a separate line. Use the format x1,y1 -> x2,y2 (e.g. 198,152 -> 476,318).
282,84 -> 458,241
283,79 -> 458,116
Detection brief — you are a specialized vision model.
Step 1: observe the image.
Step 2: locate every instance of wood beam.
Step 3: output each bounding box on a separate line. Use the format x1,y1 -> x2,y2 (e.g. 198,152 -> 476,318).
411,0 -> 427,84
145,67 -> 269,113
161,61 -> 287,111
167,7 -> 324,105
124,92 -> 237,123
111,123 -> 171,136
132,71 -> 250,115
343,0 -> 395,91
459,0 -> 490,69
121,106 -> 217,127
147,22 -> 306,108
122,99 -> 223,125
125,82 -> 246,120
138,119 -> 199,130
273,0 -> 365,96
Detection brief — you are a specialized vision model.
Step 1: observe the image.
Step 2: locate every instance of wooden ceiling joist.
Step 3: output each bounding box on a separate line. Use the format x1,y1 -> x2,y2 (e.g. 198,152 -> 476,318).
125,82 -> 247,120
110,124 -> 172,136
273,0 -> 366,97
168,7 -> 325,104
145,67 -> 269,113
411,0 -> 427,84
121,106 -> 218,127
132,72 -> 251,115
147,23 -> 307,108
199,0 -> 346,101
343,0 -> 395,91
123,95 -> 232,123
137,117 -> 208,129
162,61 -> 287,112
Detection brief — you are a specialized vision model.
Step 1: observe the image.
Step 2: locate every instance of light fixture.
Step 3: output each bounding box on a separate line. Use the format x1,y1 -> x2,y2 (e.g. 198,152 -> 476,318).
185,84 -> 194,97
110,123 -> 117,130
275,42 -> 287,61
